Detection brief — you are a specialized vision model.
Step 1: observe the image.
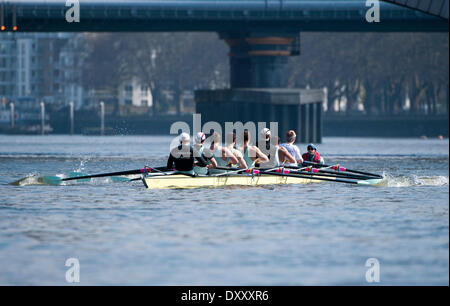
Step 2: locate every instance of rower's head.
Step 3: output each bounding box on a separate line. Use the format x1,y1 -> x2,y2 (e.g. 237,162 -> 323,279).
179,132 -> 191,145
209,132 -> 221,150
307,143 -> 317,154
194,132 -> 206,145
286,130 -> 296,144
260,128 -> 271,141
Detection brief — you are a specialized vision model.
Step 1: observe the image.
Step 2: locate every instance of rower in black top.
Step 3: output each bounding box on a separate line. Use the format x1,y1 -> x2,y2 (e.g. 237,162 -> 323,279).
167,133 -> 209,176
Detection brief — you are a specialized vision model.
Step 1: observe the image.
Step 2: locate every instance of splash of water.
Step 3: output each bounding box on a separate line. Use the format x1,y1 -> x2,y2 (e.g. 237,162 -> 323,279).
75,158 -> 91,173
382,173 -> 449,188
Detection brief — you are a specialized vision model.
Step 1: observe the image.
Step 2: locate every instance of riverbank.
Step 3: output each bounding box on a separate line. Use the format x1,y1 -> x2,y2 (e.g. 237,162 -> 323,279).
323,114 -> 449,138
0,113 -> 448,138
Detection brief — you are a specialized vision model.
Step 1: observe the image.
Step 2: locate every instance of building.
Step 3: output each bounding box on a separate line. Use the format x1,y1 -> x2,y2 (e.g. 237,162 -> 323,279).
0,32 -> 85,110
117,77 -> 153,116
86,77 -> 153,116
118,77 -> 153,108
0,33 -> 17,102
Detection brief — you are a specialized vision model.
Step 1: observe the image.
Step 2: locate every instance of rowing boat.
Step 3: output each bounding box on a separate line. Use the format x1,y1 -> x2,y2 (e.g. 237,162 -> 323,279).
142,173 -> 383,189
11,163 -> 383,188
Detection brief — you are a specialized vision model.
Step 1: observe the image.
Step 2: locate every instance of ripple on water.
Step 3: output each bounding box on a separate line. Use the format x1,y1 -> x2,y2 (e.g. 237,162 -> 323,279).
0,136 -> 448,285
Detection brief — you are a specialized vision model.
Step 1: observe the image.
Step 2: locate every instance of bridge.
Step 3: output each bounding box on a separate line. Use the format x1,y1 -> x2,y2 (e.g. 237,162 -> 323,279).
0,0 -> 447,32
1,0 -> 448,142
383,0 -> 448,19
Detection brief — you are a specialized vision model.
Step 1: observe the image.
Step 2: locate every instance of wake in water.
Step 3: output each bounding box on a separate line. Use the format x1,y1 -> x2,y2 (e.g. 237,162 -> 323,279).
381,173 -> 449,187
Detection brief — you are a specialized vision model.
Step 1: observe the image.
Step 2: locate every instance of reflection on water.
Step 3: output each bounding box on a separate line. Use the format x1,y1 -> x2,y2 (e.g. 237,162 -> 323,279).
0,136 -> 448,285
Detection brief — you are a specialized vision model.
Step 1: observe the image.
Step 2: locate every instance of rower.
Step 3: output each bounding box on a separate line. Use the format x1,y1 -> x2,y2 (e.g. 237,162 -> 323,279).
193,132 -> 216,175
280,130 -> 303,166
256,127 -> 271,152
167,132 -> 209,176
205,132 -> 239,175
225,132 -> 247,169
239,129 -> 269,168
302,143 -> 325,165
255,127 -> 272,164
259,136 -> 296,168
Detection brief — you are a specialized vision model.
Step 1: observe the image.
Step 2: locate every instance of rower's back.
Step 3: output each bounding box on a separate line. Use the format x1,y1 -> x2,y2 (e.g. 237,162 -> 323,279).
280,130 -> 302,166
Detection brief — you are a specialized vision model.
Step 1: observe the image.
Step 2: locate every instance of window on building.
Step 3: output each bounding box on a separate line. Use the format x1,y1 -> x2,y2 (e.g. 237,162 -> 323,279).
141,100 -> 148,106
125,85 -> 133,92
125,100 -> 132,105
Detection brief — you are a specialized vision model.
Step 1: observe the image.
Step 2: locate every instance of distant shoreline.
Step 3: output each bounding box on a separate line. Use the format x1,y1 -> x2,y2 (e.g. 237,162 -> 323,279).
0,114 -> 448,138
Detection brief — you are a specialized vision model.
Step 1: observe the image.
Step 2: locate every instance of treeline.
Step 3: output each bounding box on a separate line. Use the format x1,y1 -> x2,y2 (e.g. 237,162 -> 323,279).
290,33 -> 449,116
81,32 -> 448,116
82,32 -> 229,114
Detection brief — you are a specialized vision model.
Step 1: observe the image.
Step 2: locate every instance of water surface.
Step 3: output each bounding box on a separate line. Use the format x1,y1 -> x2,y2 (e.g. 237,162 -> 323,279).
0,136 -> 448,285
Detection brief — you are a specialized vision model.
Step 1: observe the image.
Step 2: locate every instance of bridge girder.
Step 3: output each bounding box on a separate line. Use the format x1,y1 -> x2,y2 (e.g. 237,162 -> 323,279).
0,0 -> 447,32
382,0 -> 449,20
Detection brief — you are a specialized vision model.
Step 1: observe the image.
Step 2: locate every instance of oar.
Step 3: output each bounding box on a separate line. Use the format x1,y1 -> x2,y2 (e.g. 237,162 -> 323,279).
215,166 -> 369,180
302,161 -> 382,178
128,171 -> 176,182
214,166 -> 248,176
258,170 -> 377,185
283,166 -> 374,180
215,166 -> 368,184
37,166 -> 169,185
196,166 -> 380,185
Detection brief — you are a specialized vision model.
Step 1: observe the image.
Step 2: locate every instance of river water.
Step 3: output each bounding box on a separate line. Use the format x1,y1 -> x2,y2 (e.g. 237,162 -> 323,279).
0,135 -> 448,285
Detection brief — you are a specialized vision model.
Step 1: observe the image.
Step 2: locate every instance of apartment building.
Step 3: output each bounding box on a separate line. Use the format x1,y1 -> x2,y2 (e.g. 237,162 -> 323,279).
0,32 -> 85,110
118,76 -> 153,108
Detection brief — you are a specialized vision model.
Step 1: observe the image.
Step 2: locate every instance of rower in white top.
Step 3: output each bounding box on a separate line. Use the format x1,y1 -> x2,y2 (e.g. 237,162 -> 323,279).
193,132 -> 216,175
280,130 -> 304,166
259,135 -> 296,168
204,132 -> 239,175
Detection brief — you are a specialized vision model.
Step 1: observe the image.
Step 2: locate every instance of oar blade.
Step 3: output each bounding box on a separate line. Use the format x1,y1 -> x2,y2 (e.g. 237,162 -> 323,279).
110,176 -> 132,182
68,171 -> 91,182
357,178 -> 384,186
37,175 -> 63,185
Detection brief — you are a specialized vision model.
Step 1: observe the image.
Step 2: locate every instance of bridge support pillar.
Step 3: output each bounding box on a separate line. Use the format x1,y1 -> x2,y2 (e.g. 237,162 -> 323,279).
195,32 -> 323,144
220,32 -> 297,88
195,89 -> 324,144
